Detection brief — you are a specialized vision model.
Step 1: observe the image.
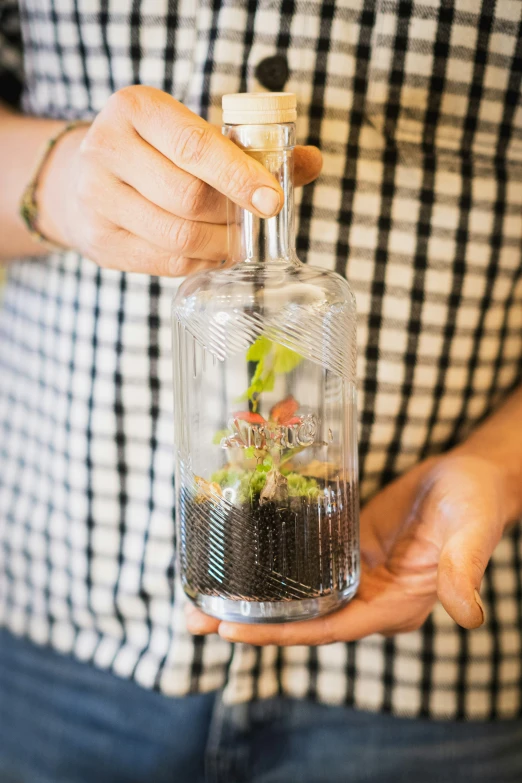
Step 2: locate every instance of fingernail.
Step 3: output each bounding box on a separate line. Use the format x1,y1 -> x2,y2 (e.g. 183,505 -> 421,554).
186,618 -> 207,635
184,605 -> 203,627
474,589 -> 486,625
219,623 -> 238,642
188,625 -> 206,636
251,186 -> 281,217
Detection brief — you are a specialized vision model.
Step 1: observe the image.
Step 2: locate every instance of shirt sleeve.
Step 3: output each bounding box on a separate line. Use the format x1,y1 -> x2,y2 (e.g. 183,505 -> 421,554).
0,0 -> 23,108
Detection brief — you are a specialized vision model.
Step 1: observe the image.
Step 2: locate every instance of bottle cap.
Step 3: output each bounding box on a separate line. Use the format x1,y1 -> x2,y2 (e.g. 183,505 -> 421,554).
222,92 -> 297,125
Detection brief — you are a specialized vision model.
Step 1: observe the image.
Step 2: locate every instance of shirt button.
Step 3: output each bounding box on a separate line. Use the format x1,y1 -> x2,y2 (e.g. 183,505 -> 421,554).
255,54 -> 290,92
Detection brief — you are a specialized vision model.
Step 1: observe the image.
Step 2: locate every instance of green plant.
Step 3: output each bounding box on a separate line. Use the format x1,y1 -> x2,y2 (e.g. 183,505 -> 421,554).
239,337 -> 303,410
209,336 -> 322,504
210,466 -> 321,504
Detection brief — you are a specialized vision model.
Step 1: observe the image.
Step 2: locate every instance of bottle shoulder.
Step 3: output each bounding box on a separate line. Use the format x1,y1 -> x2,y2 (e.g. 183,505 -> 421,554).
173,262 -> 357,378
173,262 -> 357,317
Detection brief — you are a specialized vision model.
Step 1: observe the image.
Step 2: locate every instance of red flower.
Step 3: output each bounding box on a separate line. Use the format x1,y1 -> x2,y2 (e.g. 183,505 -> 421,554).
233,396 -> 302,429
233,411 -> 266,424
270,395 -> 300,425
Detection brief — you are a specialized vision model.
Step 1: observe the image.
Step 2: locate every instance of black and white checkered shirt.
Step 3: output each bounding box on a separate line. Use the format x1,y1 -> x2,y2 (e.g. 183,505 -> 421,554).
1,0 -> 522,720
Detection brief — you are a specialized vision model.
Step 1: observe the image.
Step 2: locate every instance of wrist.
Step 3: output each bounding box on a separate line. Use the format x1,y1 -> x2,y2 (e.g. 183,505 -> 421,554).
37,124 -> 89,248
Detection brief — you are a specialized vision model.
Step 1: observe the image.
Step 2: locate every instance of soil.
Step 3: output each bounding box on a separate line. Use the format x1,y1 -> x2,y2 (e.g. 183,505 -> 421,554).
178,486 -> 356,602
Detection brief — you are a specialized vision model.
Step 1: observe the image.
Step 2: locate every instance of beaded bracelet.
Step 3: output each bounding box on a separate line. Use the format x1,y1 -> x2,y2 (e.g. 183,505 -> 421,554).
19,120 -> 90,251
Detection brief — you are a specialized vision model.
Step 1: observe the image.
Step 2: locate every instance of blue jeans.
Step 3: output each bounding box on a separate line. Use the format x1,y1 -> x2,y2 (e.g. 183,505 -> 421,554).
1,629 -> 522,783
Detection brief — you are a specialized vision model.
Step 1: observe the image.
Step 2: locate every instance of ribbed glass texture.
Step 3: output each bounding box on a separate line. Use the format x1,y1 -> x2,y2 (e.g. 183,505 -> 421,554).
172,121 -> 360,623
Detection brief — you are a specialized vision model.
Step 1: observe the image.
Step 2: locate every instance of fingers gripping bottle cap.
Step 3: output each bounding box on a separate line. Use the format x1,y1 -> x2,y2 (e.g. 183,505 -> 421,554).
222,92 -> 297,125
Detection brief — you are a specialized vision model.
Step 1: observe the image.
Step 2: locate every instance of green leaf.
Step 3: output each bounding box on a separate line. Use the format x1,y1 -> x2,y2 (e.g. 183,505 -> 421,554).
250,358 -> 266,385
262,370 -> 275,393
244,446 -> 255,459
236,357 -> 265,402
273,344 -> 303,375
240,338 -> 302,410
241,359 -> 277,404
246,336 -> 272,362
255,454 -> 273,473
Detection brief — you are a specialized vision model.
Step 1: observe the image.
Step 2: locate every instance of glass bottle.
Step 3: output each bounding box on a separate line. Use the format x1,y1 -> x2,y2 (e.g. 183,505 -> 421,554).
172,92 -> 359,623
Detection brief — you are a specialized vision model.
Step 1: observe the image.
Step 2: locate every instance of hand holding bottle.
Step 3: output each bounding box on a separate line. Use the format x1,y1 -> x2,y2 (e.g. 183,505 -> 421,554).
186,452 -> 517,643
173,93 -> 360,622
36,85 -> 322,275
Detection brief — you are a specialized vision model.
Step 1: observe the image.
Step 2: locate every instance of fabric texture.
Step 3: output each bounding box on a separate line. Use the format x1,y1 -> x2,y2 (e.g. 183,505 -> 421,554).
4,631 -> 522,783
0,0 -> 23,106
0,629 -> 215,783
3,629 -> 522,783
1,0 -> 522,720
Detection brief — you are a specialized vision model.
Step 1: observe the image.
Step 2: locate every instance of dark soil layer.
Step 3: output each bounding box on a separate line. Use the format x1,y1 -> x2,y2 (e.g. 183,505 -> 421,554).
179,487 -> 357,602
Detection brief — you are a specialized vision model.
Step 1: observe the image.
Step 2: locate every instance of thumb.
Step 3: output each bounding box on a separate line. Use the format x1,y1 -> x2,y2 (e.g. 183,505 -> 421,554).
437,521 -> 495,629
419,457 -> 506,629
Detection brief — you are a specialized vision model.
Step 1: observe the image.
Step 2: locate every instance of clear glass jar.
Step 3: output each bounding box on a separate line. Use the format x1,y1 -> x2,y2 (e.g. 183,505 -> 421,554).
172,95 -> 359,623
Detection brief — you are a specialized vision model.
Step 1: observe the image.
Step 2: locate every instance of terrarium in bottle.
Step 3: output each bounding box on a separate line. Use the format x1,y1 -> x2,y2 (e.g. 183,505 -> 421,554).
172,92 -> 359,623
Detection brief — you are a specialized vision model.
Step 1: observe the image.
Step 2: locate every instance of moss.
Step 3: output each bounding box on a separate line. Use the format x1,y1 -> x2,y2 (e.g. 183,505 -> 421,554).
287,473 -> 321,500
240,469 -> 267,502
211,466 -> 321,503
210,467 -> 245,489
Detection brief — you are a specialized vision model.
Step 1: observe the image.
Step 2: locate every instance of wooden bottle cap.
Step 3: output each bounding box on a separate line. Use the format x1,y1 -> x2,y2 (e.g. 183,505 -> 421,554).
222,92 -> 297,125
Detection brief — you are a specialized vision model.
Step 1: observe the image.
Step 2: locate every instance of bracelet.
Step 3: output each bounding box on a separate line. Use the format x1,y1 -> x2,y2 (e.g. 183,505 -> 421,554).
19,120 -> 90,252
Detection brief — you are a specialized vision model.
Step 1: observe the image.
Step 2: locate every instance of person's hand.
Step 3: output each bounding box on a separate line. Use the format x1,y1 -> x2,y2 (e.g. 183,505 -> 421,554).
37,86 -> 322,276
186,454 -> 513,645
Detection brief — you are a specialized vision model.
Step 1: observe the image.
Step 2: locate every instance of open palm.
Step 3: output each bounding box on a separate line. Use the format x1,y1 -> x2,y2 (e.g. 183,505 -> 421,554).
186,455 -> 508,645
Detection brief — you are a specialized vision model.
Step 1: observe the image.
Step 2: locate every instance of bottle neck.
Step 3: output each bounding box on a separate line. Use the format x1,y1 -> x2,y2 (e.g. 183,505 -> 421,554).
224,123 -> 296,265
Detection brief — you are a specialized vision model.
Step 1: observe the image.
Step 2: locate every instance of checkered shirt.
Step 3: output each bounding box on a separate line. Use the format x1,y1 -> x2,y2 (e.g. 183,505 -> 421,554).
1,0 -> 522,720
